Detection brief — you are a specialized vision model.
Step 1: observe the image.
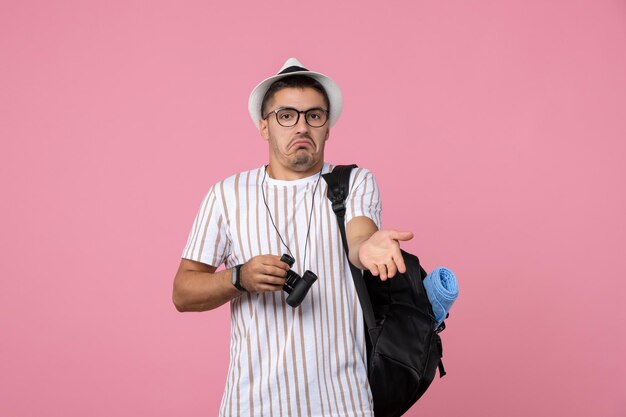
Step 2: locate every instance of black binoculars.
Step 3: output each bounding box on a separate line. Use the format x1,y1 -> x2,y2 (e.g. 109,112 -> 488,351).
281,253 -> 318,307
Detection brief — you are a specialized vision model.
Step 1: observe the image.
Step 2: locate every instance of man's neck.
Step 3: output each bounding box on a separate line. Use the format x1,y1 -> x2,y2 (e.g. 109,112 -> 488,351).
266,161 -> 324,181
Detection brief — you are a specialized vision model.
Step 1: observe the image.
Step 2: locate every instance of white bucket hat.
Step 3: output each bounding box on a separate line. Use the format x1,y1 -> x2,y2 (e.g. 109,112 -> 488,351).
248,57 -> 343,129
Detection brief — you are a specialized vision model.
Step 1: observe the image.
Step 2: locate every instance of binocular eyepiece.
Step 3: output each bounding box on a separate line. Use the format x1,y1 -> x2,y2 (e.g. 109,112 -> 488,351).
280,254 -> 318,308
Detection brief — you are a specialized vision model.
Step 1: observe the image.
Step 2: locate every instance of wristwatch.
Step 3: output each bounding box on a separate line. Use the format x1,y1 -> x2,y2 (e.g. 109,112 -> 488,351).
231,264 -> 247,292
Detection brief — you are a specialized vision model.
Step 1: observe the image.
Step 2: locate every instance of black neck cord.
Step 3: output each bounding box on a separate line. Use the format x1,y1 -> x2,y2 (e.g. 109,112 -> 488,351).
261,165 -> 323,271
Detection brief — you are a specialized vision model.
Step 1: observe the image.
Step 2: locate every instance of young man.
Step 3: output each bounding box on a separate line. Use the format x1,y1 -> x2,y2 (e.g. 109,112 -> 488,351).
172,58 -> 413,417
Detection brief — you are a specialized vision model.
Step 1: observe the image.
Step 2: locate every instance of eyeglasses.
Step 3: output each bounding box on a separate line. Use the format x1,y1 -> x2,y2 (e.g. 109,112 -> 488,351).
263,107 -> 329,128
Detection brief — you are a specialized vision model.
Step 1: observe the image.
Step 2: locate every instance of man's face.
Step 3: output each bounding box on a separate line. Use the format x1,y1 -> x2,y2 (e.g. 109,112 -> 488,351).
260,87 -> 330,175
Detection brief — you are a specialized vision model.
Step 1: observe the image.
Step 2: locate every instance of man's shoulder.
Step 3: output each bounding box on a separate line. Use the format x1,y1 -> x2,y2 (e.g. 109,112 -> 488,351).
346,165 -> 377,186
326,163 -> 375,176
210,166 -> 263,190
325,163 -> 378,189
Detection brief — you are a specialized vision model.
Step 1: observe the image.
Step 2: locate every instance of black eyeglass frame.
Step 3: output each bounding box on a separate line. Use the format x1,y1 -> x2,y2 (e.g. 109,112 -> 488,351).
262,107 -> 330,128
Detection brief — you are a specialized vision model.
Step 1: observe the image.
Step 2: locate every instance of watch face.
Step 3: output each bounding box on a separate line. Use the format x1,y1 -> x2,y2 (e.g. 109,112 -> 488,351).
231,268 -> 237,285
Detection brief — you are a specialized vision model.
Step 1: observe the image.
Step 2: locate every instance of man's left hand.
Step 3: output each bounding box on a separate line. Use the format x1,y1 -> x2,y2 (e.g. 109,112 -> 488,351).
358,229 -> 414,280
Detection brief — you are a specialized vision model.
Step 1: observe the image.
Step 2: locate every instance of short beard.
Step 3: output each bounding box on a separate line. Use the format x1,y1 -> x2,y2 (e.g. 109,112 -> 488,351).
287,152 -> 315,171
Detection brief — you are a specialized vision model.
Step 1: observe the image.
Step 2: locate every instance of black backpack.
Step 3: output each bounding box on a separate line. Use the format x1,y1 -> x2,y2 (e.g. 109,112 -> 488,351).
323,165 -> 446,417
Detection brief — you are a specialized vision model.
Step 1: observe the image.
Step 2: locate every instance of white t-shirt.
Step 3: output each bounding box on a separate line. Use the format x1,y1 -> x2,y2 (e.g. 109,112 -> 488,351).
182,162 -> 382,417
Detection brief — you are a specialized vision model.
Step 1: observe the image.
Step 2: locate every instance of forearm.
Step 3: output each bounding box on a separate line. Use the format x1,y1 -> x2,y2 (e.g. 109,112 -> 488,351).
172,268 -> 241,312
349,238 -> 369,269
346,216 -> 379,270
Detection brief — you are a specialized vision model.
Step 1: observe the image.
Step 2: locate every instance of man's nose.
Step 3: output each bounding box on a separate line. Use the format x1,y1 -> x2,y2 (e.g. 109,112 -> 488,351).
294,112 -> 310,132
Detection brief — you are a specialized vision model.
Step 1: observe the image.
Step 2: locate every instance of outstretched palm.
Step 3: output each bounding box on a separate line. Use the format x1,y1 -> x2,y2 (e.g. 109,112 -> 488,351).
358,229 -> 414,280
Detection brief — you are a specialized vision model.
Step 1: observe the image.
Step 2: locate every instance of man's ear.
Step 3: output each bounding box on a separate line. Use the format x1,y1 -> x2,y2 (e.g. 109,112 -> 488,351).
260,119 -> 269,140
325,129 -> 330,141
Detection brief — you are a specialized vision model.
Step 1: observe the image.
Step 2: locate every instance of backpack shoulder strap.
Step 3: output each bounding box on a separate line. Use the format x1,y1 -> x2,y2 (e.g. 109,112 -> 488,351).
323,165 -> 377,332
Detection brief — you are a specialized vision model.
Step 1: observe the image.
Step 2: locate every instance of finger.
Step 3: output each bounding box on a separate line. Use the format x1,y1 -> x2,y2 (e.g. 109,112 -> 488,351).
260,274 -> 287,286
378,264 -> 388,281
393,252 -> 407,274
264,257 -> 291,270
386,261 -> 398,278
390,230 -> 414,241
369,264 -> 380,277
261,265 -> 290,277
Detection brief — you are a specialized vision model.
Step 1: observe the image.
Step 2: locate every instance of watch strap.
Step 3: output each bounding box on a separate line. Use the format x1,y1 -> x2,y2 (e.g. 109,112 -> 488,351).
233,264 -> 247,292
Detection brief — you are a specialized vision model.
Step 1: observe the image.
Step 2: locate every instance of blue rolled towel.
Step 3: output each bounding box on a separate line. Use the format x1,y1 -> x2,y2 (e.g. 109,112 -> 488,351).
423,267 -> 458,328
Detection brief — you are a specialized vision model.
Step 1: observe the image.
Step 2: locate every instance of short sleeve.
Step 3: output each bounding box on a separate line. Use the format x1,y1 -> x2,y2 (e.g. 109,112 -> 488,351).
345,168 -> 382,229
181,184 -> 230,267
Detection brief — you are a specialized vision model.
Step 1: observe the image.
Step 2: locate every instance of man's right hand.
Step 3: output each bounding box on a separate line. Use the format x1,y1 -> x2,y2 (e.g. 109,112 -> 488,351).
239,255 -> 290,293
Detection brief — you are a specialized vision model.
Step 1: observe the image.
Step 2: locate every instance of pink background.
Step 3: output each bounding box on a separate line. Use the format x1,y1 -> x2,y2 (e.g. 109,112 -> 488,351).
1,0 -> 625,416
